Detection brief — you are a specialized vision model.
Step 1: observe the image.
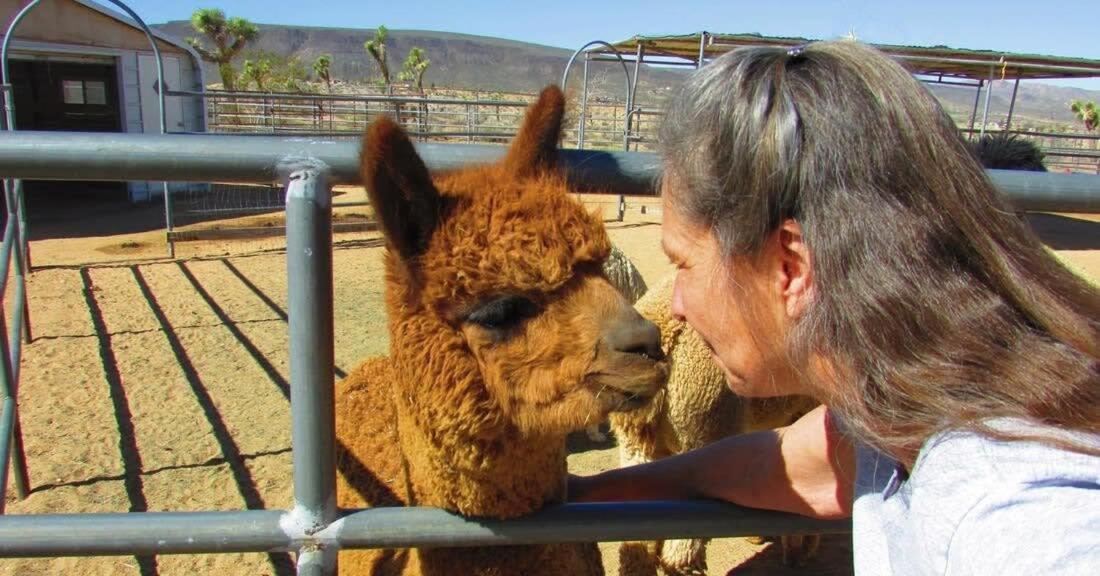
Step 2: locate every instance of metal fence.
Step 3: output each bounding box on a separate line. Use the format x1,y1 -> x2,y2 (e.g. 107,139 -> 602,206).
2,129 -> 1100,573
163,89 -> 651,244
0,130 -> 853,574
181,89 -> 655,153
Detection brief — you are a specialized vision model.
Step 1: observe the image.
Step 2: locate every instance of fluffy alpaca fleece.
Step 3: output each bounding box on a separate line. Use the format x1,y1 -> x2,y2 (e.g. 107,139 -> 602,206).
610,274 -> 821,576
335,86 -> 668,576
583,244 -> 651,442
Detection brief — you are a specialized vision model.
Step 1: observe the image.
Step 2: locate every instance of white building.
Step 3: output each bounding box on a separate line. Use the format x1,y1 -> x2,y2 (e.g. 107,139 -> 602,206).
1,0 -> 206,201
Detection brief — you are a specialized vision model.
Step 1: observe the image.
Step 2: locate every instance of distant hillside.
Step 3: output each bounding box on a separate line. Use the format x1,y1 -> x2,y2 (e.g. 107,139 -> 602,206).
155,21 -> 1099,125
153,21 -> 685,105
928,81 -> 1100,128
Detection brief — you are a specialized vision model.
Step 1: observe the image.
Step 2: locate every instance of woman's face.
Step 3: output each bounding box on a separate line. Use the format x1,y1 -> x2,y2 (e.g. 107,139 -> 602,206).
660,187 -> 807,398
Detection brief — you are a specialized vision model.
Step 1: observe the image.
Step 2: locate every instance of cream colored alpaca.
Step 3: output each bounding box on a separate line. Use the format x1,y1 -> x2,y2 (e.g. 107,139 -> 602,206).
610,274 -> 821,576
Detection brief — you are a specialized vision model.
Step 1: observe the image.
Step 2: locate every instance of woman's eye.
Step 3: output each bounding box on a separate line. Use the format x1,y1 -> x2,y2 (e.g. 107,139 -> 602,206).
466,296 -> 538,330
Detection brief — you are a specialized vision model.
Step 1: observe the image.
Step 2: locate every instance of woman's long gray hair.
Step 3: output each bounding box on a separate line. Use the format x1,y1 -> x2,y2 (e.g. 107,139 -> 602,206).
660,41 -> 1099,464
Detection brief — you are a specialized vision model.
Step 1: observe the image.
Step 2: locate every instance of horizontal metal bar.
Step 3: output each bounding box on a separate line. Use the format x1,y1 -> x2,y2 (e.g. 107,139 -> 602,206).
0,502 -> 850,557
0,510 -> 289,557
917,77 -> 983,88
986,169 -> 1100,211
893,53 -> 1100,76
0,131 -> 661,195
0,131 -> 1098,208
960,127 -> 1100,141
331,502 -> 849,549
168,221 -> 376,242
1038,150 -> 1100,159
172,89 -> 530,108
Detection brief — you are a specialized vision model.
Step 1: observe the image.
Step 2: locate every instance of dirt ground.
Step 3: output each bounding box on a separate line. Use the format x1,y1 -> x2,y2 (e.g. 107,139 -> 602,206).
2,187 -> 1097,576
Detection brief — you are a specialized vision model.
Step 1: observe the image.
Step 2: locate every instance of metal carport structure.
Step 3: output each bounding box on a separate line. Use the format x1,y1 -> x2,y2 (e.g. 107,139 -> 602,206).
581,32 -> 1100,147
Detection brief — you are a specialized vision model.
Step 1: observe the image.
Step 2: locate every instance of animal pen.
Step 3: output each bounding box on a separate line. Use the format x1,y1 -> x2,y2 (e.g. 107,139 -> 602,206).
3,129 -> 1100,576
0,5 -> 1099,575
0,129 -> 858,574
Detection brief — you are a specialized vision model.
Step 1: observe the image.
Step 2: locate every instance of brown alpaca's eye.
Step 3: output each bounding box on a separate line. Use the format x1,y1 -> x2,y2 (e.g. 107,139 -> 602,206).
466,295 -> 539,330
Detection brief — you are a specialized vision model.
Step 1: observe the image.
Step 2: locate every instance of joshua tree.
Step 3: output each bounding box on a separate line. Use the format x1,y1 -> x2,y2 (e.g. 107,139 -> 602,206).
1070,100 -> 1097,132
1069,100 -> 1099,173
313,54 -> 333,93
241,58 -> 271,91
185,8 -> 259,91
399,47 -> 430,94
364,26 -> 392,90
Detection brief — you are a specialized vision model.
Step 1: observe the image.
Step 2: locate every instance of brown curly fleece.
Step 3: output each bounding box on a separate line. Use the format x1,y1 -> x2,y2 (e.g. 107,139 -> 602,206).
335,86 -> 667,576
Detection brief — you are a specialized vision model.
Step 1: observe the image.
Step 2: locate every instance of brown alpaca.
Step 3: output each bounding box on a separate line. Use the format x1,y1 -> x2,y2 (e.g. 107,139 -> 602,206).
335,86 -> 669,576
610,274 -> 820,576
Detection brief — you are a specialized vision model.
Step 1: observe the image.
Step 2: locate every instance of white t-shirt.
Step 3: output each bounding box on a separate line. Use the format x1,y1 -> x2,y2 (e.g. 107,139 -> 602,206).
852,422 -> 1100,575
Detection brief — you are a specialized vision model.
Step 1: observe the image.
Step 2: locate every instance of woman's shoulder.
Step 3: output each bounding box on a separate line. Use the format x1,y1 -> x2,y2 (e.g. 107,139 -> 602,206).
914,420 -> 1100,485
908,422 -> 1100,574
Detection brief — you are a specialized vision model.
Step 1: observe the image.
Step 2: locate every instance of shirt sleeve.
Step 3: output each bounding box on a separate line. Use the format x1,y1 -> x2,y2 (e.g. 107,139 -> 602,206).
944,480 -> 1100,575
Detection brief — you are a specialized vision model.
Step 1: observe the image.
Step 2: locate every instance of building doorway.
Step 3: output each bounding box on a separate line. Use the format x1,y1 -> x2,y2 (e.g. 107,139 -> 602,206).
7,58 -> 128,229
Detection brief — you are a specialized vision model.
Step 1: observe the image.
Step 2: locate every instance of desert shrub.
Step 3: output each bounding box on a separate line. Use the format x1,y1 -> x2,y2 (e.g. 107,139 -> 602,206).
970,133 -> 1047,171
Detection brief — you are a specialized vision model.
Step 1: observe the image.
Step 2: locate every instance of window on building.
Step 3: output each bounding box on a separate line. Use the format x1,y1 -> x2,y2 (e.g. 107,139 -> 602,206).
62,79 -> 108,105
62,79 -> 84,104
84,81 -> 107,105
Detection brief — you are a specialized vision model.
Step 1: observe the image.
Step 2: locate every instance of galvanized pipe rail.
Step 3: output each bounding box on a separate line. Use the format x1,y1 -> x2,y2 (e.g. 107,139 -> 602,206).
0,131 -> 852,574
1,129 -> 1095,572
0,502 -> 849,558
0,131 -> 1098,212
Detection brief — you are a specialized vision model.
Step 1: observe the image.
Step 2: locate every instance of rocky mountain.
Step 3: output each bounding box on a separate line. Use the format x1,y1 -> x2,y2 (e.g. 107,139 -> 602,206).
154,21 -> 1099,125
153,21 -> 685,106
928,81 -> 1100,129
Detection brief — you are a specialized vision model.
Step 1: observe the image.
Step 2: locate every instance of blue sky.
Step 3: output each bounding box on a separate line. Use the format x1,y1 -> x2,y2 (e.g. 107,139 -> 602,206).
119,0 -> 1100,91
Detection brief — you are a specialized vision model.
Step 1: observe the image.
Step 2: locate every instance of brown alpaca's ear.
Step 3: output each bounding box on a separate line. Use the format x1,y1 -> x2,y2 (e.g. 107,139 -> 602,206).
503,84 -> 566,178
361,117 -> 440,261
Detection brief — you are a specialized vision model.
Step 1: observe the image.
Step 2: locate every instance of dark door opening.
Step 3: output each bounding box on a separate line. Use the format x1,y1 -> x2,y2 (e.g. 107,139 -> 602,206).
7,59 -> 129,231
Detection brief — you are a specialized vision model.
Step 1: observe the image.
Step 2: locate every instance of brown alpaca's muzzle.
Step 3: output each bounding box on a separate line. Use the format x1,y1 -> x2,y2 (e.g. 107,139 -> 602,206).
587,306 -> 669,412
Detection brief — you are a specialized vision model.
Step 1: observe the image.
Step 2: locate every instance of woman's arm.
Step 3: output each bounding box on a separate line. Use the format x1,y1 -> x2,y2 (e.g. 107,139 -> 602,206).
569,405 -> 855,519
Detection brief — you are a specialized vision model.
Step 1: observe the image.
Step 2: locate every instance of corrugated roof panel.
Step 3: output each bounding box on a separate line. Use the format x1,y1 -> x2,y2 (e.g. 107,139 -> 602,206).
601,32 -> 1100,80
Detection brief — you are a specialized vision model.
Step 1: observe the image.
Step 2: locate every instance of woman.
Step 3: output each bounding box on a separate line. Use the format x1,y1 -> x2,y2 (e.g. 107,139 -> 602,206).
570,41 -> 1099,574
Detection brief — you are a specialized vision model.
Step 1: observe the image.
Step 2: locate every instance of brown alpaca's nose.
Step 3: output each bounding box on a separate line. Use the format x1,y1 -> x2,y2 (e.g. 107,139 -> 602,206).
604,311 -> 664,361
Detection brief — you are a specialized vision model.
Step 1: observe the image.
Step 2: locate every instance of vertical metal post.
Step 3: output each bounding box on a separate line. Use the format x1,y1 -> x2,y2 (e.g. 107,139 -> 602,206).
697,32 -> 708,69
15,178 -> 28,272
626,43 -> 644,151
285,167 -> 336,575
967,79 -> 983,141
578,52 -> 589,149
1,86 -> 30,341
5,217 -> 29,499
979,64 -> 995,138
1004,78 -> 1021,132
466,103 -> 473,142
0,185 -> 29,504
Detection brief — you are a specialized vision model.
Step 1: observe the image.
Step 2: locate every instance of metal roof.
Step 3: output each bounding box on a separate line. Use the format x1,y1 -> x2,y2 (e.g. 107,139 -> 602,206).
601,33 -> 1100,81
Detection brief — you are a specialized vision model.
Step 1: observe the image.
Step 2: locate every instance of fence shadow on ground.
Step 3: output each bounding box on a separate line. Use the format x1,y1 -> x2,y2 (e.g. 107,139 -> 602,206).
720,533 -> 854,576
1025,213 -> 1100,250
133,264 -> 296,575
78,267 -> 158,576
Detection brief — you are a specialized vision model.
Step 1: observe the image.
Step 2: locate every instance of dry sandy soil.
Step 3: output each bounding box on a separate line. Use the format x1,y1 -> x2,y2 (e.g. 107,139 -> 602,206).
2,186 -> 1097,576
